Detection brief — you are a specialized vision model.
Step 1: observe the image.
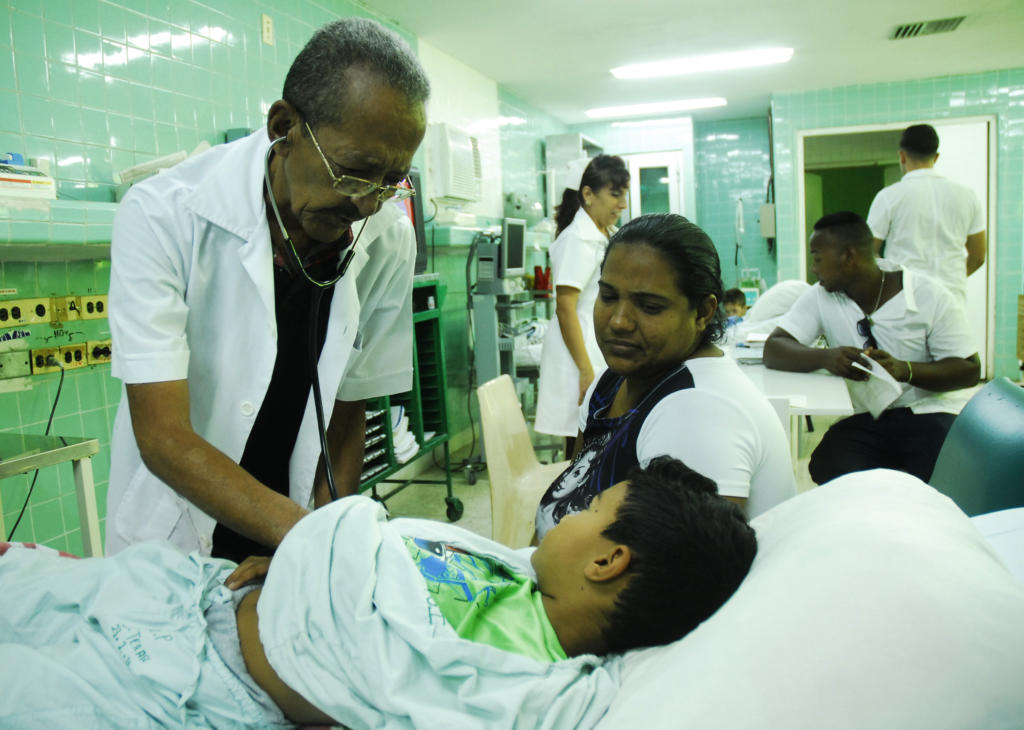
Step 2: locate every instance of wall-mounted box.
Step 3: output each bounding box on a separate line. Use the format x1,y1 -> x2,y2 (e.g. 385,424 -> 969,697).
0,350 -> 31,379
759,203 -> 776,238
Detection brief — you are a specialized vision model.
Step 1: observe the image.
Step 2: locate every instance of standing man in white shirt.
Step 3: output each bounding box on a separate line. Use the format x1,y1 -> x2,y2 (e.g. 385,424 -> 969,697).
764,212 -> 979,485
866,123 -> 986,307
106,18 -> 429,561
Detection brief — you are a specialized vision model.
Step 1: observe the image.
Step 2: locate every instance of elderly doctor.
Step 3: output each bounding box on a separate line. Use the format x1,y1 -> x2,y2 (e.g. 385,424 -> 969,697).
106,18 -> 429,561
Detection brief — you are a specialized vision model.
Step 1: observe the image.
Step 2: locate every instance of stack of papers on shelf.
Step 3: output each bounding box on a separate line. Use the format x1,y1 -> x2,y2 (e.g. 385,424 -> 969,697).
391,405 -> 420,463
848,355 -> 905,418
0,163 -> 56,199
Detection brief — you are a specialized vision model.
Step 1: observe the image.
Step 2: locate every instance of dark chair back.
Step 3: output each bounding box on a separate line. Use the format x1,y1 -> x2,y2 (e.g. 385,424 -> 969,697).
929,378 -> 1024,516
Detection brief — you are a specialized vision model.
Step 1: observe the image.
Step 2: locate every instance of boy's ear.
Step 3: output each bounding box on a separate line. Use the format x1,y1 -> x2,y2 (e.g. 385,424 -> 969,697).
584,544 -> 632,583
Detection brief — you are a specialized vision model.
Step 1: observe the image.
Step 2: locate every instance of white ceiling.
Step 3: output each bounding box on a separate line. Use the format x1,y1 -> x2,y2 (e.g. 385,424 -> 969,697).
365,0 -> 1024,124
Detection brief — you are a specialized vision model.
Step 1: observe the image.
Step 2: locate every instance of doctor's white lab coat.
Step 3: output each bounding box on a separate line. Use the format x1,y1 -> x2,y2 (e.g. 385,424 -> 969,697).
106,130 -> 415,556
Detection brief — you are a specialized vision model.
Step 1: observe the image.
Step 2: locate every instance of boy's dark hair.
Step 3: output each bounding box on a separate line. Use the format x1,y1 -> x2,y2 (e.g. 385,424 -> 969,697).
600,455 -> 757,654
813,211 -> 874,251
604,213 -> 727,349
723,288 -> 747,306
900,123 -> 939,160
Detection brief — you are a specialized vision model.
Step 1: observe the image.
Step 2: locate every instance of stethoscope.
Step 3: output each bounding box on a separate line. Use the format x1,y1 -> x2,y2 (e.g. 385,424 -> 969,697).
263,135 -> 369,502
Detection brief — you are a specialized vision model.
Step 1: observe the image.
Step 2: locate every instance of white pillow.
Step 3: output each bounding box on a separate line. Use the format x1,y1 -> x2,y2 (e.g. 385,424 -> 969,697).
745,279 -> 811,322
598,469 -> 1024,730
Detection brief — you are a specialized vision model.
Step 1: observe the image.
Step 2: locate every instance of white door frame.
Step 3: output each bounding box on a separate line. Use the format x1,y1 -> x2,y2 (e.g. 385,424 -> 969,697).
621,150 -> 697,223
795,116 -> 997,378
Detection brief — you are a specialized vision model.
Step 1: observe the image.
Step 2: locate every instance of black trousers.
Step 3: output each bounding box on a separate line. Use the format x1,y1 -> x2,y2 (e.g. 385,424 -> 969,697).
809,408 -> 955,485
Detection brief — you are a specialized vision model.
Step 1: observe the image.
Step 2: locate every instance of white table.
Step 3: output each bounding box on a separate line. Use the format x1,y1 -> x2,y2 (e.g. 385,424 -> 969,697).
971,507 -> 1024,582
730,346 -> 855,467
0,433 -> 102,555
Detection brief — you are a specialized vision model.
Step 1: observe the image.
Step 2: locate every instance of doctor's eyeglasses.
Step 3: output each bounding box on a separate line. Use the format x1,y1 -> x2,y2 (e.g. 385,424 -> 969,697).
304,121 -> 415,202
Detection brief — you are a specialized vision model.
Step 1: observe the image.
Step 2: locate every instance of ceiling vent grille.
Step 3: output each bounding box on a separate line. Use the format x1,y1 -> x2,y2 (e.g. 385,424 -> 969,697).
890,16 -> 966,40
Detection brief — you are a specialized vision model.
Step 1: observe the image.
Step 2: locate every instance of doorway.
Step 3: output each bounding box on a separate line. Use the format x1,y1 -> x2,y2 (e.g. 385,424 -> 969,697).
620,151 -> 696,223
796,118 -> 996,377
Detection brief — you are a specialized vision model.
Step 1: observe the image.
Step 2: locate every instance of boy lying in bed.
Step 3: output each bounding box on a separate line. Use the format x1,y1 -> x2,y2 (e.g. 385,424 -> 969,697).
0,456 -> 755,729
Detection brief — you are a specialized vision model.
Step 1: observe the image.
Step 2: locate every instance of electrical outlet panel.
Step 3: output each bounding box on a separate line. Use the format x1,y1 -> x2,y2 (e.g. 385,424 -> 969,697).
30,347 -> 61,374
59,343 -> 88,370
0,298 -> 52,328
80,294 -> 108,320
87,339 -> 113,365
0,350 -> 31,379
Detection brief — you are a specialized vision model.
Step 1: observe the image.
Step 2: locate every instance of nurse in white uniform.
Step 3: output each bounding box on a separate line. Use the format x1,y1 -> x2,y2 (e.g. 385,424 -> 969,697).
535,156 -> 629,448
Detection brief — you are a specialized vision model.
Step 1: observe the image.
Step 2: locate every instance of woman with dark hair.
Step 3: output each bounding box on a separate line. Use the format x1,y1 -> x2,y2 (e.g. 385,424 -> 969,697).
535,213 -> 796,539
535,155 -> 630,449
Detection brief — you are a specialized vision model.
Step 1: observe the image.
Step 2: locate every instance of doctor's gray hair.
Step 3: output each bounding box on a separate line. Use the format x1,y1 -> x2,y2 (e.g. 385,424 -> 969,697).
284,17 -> 430,129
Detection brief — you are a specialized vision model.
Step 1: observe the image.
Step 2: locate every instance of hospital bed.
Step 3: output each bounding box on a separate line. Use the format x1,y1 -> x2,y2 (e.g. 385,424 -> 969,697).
597,468 -> 1024,729
9,468 -> 1020,728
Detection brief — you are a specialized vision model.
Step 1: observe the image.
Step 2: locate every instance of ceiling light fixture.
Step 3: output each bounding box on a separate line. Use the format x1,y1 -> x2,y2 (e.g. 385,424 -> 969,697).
611,116 -> 693,128
585,98 -> 727,119
611,47 -> 793,79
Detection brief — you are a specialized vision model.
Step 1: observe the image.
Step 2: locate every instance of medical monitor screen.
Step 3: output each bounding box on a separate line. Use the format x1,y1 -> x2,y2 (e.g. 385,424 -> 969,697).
397,167 -> 427,274
501,218 -> 527,278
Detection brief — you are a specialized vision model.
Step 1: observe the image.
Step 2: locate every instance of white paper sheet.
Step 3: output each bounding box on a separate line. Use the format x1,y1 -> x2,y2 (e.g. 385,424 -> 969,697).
847,355 -> 904,418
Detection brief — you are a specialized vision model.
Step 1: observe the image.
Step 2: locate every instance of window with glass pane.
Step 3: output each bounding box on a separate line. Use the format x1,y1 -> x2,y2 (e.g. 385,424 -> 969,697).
639,166 -> 671,215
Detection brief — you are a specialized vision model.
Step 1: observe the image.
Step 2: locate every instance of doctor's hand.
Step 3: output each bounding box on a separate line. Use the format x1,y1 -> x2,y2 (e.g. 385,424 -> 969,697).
823,346 -> 871,381
224,555 -> 272,590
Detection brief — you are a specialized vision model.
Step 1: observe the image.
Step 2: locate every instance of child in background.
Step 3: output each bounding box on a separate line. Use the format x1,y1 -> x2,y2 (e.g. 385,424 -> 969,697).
0,456 -> 756,729
723,287 -> 749,322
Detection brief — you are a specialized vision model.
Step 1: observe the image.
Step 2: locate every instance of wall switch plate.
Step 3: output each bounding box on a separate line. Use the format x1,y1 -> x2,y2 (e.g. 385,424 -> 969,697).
54,295 -> 78,322
0,350 -> 31,379
261,14 -> 274,45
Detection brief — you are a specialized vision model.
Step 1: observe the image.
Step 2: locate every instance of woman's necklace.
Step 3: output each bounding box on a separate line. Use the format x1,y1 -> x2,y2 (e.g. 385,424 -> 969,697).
866,270 -> 886,324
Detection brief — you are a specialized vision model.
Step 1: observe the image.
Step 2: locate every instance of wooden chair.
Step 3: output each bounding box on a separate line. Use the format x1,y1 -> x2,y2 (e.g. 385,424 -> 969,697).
477,375 -> 569,548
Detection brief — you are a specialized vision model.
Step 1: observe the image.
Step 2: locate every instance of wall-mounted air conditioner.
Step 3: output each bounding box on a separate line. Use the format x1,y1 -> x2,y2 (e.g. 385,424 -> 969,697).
426,122 -> 482,202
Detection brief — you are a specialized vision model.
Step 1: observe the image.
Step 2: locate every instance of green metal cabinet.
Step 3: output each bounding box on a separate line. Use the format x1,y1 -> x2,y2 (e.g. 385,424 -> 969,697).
358,275 -> 462,520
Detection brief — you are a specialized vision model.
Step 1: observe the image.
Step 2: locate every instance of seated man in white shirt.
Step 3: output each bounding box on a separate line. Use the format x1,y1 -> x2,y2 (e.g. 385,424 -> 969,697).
763,211 -> 979,484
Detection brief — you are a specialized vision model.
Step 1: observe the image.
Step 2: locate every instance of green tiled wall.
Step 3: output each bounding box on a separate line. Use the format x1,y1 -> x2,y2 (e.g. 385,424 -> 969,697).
498,87 -> 569,217
693,117 -> 777,288
569,117 -> 693,157
425,221 -> 550,451
0,257 -> 115,554
771,68 -> 1024,378
0,0 -> 400,548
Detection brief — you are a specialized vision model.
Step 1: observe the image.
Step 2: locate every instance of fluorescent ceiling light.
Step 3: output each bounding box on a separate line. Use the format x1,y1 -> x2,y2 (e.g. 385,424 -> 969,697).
585,98 -> 726,119
611,116 -> 692,128
611,48 -> 793,79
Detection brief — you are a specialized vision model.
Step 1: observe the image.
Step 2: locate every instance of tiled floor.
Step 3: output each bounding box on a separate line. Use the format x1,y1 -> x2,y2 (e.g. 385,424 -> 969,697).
381,451 -> 494,538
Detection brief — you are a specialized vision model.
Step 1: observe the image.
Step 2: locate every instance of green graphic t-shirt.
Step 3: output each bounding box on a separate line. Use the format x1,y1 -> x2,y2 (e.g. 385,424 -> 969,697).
403,536 -> 566,662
